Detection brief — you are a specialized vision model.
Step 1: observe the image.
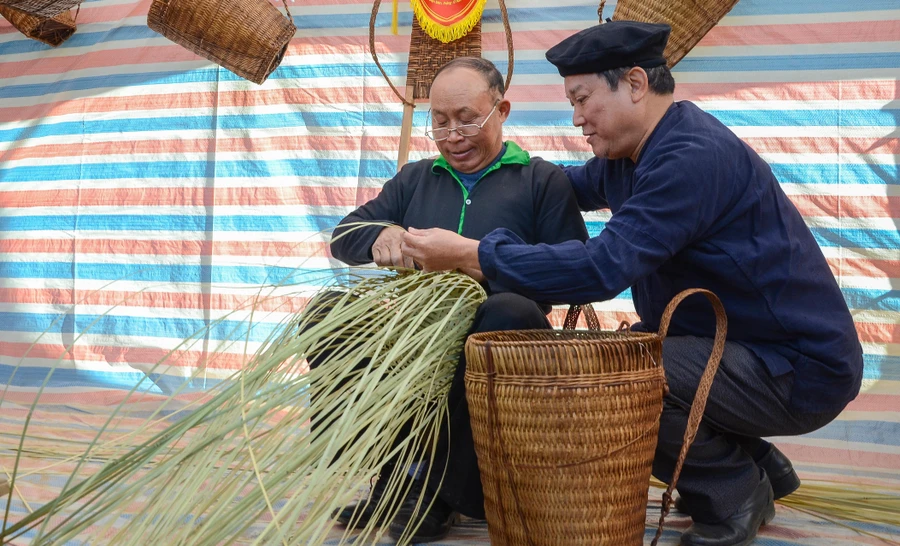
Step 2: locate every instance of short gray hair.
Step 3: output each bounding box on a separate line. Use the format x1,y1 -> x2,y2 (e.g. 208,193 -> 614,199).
598,65 -> 675,95
431,57 -> 505,97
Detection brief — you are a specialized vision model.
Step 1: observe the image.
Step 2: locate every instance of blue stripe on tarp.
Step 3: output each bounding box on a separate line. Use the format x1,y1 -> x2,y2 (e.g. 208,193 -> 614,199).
0,364 -> 228,394
3,108 -> 897,144
805,420 -> 900,447
3,49 -> 900,99
0,159 -> 895,187
864,354 -> 900,381
0,364 -> 163,392
812,227 -> 900,250
0,63 -> 409,99
0,310 -> 279,341
841,289 -> 900,313
585,223 -> 900,249
727,0 -> 900,16
0,158 -> 396,182
768,163 -> 900,185
0,214 -> 343,233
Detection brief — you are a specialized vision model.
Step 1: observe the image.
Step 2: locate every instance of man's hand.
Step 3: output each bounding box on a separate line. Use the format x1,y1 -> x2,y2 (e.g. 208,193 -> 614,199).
458,267 -> 486,283
372,226 -> 415,268
401,227 -> 481,274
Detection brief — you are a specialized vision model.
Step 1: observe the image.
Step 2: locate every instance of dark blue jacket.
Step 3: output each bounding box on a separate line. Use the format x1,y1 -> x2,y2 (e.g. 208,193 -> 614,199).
479,101 -> 863,413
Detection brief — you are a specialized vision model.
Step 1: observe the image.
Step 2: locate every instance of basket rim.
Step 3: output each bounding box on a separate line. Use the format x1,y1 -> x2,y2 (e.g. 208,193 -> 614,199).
466,329 -> 660,347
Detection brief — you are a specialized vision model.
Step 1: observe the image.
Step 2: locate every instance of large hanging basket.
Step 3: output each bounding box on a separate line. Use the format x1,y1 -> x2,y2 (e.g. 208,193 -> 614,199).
607,0 -> 740,67
147,0 -> 296,85
465,289 -> 726,545
0,0 -> 79,19
0,4 -> 76,47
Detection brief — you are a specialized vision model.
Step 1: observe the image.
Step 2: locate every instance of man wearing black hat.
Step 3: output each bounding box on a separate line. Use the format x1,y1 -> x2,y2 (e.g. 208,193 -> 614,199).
401,20 -> 863,546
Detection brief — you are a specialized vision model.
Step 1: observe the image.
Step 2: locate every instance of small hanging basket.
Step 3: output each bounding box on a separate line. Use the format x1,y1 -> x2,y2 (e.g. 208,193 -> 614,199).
604,0 -> 740,67
465,289 -> 727,545
147,0 -> 296,85
0,0 -> 80,19
0,4 -> 76,47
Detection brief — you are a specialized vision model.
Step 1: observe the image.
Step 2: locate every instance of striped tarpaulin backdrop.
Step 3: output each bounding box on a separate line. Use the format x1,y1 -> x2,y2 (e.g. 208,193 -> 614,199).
1,0 -> 898,520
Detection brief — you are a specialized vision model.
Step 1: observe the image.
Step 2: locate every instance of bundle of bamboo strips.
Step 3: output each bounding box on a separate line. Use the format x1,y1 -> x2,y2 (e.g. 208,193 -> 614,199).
1,268 -> 485,545
650,478 -> 900,544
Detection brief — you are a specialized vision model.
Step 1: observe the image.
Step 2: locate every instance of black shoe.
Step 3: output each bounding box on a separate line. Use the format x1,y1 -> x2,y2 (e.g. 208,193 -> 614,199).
674,443 -> 800,515
680,471 -> 775,546
333,466 -> 402,529
755,444 -> 800,499
387,479 -> 459,543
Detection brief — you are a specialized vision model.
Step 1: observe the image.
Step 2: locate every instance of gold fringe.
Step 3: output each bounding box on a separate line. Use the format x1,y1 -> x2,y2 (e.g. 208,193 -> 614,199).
410,0 -> 486,44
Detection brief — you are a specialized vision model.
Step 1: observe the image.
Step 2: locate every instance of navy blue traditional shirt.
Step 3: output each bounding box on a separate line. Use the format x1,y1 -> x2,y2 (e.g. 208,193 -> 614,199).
478,101 -> 863,413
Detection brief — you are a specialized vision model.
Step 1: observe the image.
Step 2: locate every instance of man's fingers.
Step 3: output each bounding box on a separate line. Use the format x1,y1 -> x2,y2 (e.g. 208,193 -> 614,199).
390,244 -> 405,267
402,254 -> 415,269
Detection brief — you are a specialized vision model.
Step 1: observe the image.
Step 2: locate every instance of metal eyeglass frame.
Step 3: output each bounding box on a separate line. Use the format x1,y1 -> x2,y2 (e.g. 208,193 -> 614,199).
425,101 -> 500,142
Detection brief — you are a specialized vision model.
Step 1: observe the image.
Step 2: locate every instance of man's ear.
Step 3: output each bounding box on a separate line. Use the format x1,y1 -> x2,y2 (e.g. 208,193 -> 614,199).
626,67 -> 650,103
498,98 -> 512,121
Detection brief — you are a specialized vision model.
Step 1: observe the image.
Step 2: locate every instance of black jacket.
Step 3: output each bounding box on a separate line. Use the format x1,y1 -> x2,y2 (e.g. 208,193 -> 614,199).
331,142 -> 588,302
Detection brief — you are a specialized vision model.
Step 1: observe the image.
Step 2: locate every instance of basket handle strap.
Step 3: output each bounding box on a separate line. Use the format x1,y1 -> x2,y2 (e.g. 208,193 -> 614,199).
650,288 -> 727,546
369,0 -> 415,107
562,303 -> 601,331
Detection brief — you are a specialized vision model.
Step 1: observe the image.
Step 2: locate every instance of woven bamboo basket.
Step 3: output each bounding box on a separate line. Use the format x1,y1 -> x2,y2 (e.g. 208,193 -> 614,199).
0,0 -> 79,19
604,0 -> 740,67
407,16 -> 482,100
0,4 -> 75,47
465,289 -> 726,546
147,0 -> 296,85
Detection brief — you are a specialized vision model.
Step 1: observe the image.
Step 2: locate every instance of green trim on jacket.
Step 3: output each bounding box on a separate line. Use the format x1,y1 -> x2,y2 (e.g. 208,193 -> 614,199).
431,141 -> 531,234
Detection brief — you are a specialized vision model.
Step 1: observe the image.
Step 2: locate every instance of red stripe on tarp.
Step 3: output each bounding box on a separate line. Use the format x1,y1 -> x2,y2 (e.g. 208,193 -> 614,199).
0,185 -> 364,209
0,239 -> 333,258
701,20 -> 900,47
790,195 -> 900,219
0,287 -> 313,312
0,341 -> 257,369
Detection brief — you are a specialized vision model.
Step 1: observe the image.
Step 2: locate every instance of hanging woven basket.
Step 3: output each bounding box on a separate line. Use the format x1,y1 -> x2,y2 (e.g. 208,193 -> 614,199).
605,0 -> 740,67
465,289 -> 726,546
0,0 -> 80,19
0,4 -> 76,47
147,0 -> 296,85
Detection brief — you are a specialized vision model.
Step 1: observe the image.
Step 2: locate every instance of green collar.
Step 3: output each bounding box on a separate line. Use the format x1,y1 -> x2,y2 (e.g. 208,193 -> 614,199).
431,141 -> 530,182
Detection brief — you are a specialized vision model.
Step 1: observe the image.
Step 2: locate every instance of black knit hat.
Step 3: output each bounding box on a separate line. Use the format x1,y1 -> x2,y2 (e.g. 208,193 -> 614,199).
546,20 -> 671,77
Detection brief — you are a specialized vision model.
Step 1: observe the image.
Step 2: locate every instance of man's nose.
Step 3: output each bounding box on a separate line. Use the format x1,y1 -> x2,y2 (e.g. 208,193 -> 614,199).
447,128 -> 465,143
572,109 -> 585,127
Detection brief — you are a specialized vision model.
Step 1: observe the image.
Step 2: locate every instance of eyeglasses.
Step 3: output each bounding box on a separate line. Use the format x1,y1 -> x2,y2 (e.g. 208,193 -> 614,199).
425,101 -> 499,142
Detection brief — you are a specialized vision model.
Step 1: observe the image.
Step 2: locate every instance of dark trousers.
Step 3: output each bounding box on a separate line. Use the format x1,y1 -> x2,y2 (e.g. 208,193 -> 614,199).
428,292 -> 552,519
304,290 -> 550,518
653,336 -> 842,523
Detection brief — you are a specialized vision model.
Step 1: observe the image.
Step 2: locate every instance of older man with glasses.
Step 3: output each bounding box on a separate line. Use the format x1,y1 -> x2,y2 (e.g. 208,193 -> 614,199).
328,57 -> 589,542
